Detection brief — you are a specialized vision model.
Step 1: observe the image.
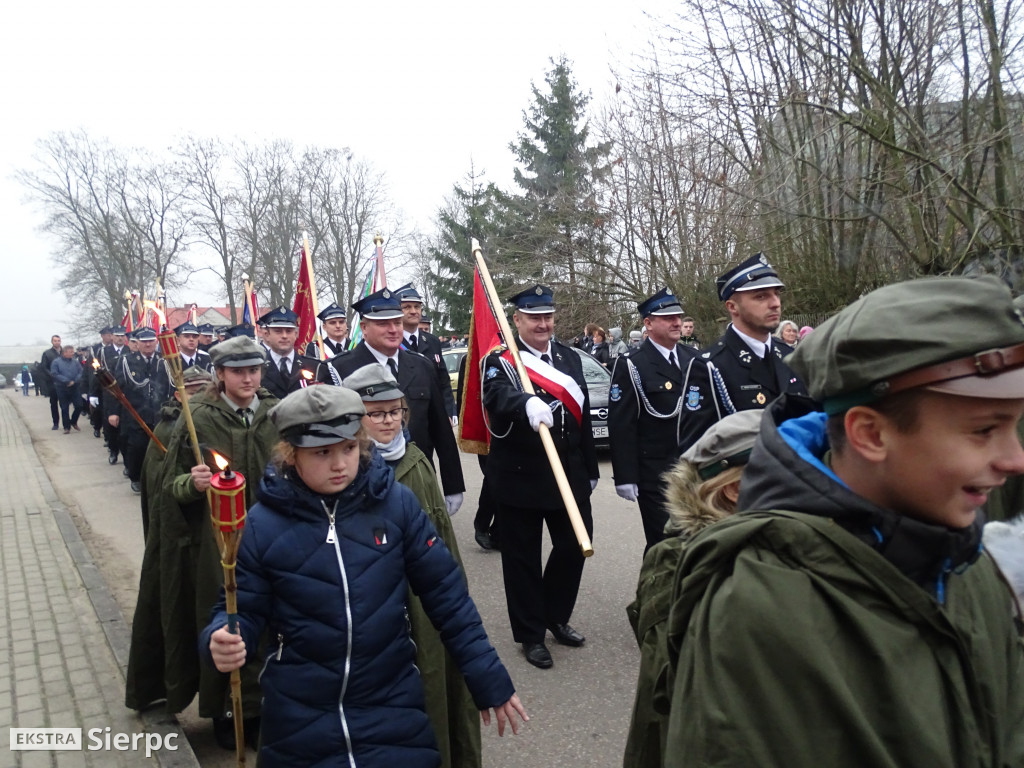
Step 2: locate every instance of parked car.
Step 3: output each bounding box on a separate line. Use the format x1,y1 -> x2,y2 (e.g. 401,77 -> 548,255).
0,373 -> 7,389
572,348 -> 610,449
441,347 -> 467,397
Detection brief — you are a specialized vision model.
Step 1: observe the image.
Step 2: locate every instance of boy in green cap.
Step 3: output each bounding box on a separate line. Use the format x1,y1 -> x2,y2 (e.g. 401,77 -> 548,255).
663,275 -> 1024,768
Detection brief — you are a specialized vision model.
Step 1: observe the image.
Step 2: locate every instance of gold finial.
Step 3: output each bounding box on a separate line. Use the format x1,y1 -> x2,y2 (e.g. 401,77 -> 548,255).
373,232 -> 384,246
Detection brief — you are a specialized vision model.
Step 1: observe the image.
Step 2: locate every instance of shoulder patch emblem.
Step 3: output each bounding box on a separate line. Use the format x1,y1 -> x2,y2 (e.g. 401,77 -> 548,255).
486,366 -> 499,380
609,383 -> 622,402
686,386 -> 702,411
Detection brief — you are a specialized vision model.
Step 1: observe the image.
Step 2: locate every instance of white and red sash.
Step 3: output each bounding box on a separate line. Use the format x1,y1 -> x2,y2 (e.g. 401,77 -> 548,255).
502,349 -> 584,426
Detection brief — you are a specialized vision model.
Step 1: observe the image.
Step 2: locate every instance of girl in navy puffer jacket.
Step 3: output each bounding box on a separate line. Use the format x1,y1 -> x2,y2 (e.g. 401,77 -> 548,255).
200,386 -> 526,767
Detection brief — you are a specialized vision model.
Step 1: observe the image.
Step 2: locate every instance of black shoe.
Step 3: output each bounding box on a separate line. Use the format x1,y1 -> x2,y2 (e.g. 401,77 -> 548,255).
212,717 -> 235,751
108,451 -> 118,465
244,717 -> 261,750
93,428 -> 101,438
51,424 -> 59,431
522,642 -> 553,669
474,529 -> 495,551
548,623 -> 586,647
130,481 -> 142,494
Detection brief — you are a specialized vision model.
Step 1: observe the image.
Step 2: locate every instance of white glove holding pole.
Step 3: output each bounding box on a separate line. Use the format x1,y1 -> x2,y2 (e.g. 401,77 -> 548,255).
90,396 -> 99,408
525,396 -> 554,432
444,493 -> 463,517
616,483 -> 639,502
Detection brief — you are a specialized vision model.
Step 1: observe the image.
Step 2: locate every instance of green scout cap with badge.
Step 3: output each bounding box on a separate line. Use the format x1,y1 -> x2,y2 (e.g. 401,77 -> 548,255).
270,386 -> 366,447
182,366 -> 213,385
789,276 -> 1024,415
209,336 -> 267,368
341,364 -> 404,402
682,409 -> 764,480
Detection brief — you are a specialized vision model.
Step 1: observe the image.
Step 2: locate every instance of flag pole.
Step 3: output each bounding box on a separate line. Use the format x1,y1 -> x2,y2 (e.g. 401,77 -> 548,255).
302,232 -> 326,360
470,238 -> 593,558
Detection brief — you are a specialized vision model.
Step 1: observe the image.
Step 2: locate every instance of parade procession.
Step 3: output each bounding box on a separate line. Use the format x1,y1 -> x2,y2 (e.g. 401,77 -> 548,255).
7,2 -> 1024,766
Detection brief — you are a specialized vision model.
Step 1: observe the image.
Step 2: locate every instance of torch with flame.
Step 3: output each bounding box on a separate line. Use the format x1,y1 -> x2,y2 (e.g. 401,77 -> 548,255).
158,328 -> 204,465
92,359 -> 166,454
208,450 -> 247,767
300,368 -> 314,388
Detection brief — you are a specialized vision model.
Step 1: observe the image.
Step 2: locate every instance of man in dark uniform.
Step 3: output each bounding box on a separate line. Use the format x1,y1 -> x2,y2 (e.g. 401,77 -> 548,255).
700,252 -> 808,412
101,325 -> 129,464
89,327 -> 114,437
197,323 -> 216,352
395,284 -> 457,421
482,285 -> 599,669
111,327 -> 171,493
305,303 -> 349,359
258,306 -> 322,398
326,287 -> 466,511
608,288 -> 718,553
173,321 -> 213,372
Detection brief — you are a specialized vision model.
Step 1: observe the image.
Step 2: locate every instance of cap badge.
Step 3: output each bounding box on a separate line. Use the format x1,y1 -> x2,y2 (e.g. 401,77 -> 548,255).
382,289 -> 391,299
534,286 -> 543,295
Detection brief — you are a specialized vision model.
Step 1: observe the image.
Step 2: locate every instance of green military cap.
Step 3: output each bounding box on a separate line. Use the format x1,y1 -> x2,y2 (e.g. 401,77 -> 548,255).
209,336 -> 266,368
789,276 -> 1024,414
270,385 -> 366,447
182,366 -> 213,385
341,364 -> 404,402
681,410 -> 764,480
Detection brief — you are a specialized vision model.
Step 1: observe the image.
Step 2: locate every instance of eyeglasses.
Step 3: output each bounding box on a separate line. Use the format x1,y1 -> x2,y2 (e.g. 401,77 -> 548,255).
365,407 -> 408,424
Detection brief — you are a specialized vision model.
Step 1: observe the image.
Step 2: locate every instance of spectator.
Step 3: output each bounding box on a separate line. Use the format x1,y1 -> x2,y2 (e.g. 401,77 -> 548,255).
590,327 -> 610,367
799,325 -> 814,341
777,319 -> 800,346
680,317 -> 701,349
49,344 -> 83,433
608,327 -> 629,359
628,330 -> 642,349
19,365 -> 31,396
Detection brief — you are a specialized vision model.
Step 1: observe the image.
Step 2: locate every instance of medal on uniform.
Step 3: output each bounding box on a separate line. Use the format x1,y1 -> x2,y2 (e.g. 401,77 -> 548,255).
756,392 -> 766,404
665,382 -> 672,390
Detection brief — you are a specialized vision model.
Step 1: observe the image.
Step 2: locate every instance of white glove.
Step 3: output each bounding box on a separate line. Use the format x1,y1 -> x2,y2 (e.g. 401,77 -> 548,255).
525,396 -> 554,432
89,397 -> 99,408
616,483 -> 639,502
590,478 -> 598,492
450,415 -> 459,427
444,493 -> 464,516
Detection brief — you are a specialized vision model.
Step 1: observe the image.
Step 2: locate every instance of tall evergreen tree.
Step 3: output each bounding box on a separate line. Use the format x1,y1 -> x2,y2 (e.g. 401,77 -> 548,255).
495,56 -> 612,330
425,164 -> 500,333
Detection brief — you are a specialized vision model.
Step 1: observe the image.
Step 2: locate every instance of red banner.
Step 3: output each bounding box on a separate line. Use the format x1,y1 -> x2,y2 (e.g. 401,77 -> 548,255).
457,267 -> 502,454
292,248 -> 317,353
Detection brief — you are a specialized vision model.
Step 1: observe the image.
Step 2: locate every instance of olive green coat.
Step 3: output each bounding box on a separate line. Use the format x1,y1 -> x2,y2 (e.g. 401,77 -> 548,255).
393,443 -> 482,768
663,511 -> 1024,768
166,387 -> 279,718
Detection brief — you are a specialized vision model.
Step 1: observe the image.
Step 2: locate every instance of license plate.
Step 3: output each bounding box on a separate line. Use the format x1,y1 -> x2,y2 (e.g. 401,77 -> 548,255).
592,426 -> 608,439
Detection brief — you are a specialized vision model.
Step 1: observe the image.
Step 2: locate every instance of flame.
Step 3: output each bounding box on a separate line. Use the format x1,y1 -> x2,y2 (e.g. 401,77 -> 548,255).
92,358 -> 100,370
301,369 -> 314,380
211,451 -> 229,471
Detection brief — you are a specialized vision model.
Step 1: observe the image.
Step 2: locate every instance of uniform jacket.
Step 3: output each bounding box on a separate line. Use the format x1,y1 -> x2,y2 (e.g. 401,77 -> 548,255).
482,338 -> 599,509
662,395 -> 1024,768
406,329 -> 457,418
392,442 -> 481,768
699,325 -> 806,412
261,350 -> 323,399
608,340 -> 718,489
166,386 -> 280,718
328,342 -> 465,496
199,454 -> 514,768
306,337 -> 348,359
178,350 -> 212,373
113,352 -> 172,430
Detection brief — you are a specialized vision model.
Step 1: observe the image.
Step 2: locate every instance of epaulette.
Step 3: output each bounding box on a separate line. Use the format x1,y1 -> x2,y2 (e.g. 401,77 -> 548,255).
700,340 -> 727,360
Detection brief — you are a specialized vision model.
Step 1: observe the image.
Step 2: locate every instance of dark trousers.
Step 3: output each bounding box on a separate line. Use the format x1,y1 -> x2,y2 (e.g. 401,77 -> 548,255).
122,427 -> 150,482
56,388 -> 81,429
496,498 -> 593,644
638,486 -> 669,555
104,418 -> 121,456
48,393 -> 59,426
472,455 -> 500,541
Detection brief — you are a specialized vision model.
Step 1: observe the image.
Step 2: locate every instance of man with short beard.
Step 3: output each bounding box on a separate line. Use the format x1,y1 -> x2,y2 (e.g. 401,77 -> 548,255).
700,252 -> 807,413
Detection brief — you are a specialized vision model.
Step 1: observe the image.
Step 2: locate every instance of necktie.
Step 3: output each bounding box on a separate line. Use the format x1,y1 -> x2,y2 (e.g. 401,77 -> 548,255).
237,408 -> 251,427
388,358 -> 399,378
183,357 -> 193,369
668,350 -> 677,368
408,334 -> 418,352
280,356 -> 290,378
541,353 -> 551,365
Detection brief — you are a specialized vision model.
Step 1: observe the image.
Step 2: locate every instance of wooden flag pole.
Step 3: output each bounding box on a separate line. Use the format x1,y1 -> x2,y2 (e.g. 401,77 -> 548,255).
302,232 -> 326,360
470,239 -> 593,557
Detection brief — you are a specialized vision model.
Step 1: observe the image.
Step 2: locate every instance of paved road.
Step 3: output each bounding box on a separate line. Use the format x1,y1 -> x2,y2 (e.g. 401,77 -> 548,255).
8,387 -> 648,767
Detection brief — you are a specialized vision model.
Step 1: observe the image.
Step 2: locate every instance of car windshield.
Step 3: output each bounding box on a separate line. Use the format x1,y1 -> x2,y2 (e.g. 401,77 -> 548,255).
573,349 -> 610,385
443,351 -> 465,373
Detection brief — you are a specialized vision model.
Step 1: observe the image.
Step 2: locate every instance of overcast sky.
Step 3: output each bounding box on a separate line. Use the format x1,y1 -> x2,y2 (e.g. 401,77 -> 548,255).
0,0 -> 672,347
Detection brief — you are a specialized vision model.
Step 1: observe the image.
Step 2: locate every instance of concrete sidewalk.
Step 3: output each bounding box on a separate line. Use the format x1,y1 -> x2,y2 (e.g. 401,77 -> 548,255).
0,391 -> 199,767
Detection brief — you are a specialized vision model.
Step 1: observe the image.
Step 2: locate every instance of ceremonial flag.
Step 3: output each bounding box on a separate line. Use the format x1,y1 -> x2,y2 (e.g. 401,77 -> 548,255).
346,261 -> 376,351
122,291 -> 139,332
457,267 -> 502,454
373,235 -> 388,291
292,243 -> 317,354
